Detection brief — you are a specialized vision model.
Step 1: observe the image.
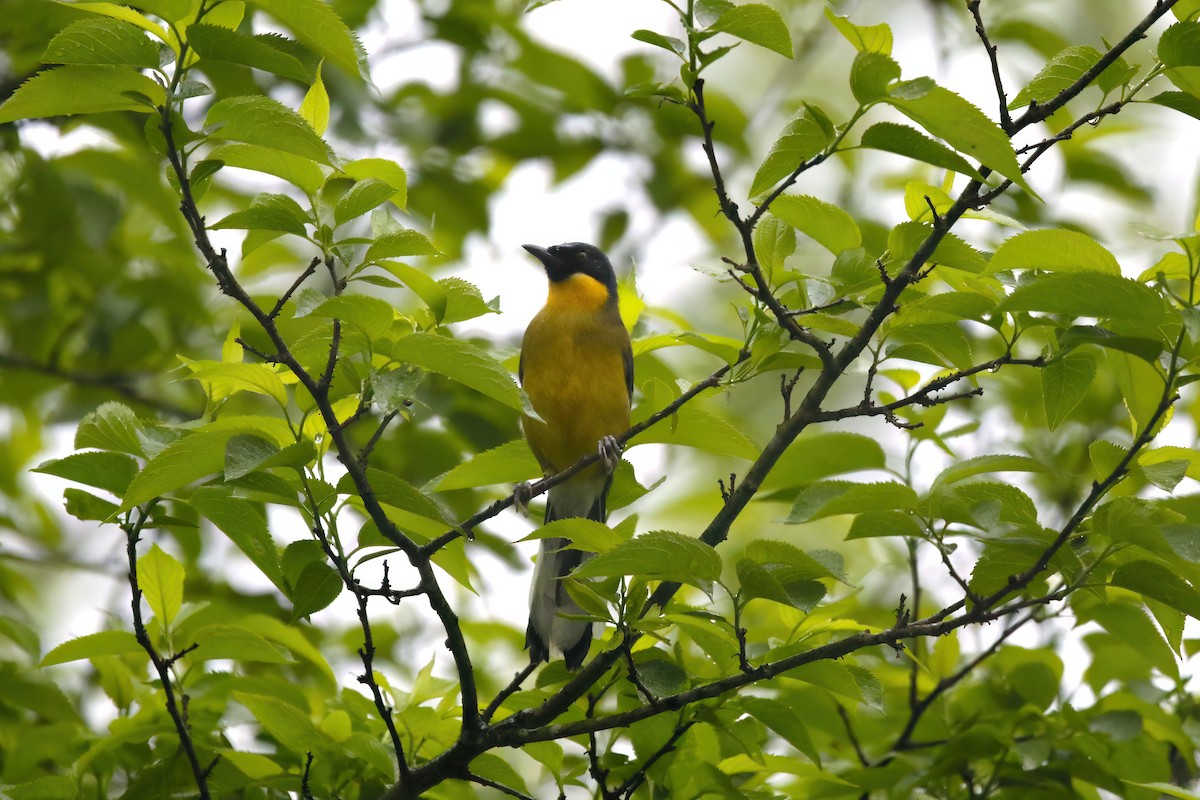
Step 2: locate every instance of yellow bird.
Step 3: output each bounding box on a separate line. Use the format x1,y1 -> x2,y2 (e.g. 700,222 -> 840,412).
520,242 -> 632,668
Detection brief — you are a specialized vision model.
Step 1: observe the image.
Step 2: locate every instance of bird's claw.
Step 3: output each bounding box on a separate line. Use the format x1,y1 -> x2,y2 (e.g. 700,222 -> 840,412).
513,481 -> 533,517
598,435 -> 622,473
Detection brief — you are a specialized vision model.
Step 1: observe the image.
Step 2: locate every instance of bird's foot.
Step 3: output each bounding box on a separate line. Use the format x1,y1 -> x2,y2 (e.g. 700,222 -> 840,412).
513,481 -> 533,516
598,435 -> 622,473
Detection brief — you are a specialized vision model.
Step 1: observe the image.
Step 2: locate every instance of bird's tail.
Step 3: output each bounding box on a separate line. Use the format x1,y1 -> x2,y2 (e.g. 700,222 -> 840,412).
525,472 -> 611,669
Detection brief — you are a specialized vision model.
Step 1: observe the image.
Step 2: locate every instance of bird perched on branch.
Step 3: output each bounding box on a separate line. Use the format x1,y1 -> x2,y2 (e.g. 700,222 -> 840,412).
519,242 -> 633,669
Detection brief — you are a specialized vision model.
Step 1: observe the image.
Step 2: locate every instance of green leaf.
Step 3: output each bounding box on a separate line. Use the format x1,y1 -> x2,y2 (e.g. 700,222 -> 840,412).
1000,273 -> 1165,329
191,486 -> 286,593
738,696 -> 821,765
289,562 -> 342,620
749,106 -> 831,198
1084,603 -> 1179,679
216,195 -> 311,238
139,544 -> 184,626
888,221 -> 988,274
341,158 -> 407,209
631,29 -> 684,57
752,213 -> 796,281
4,776 -> 80,800
763,432 -> 887,492
846,509 -> 924,539
768,194 -> 861,255
335,179 -> 396,227
300,64 -> 329,135
744,540 -> 848,583
121,431 -> 233,509
634,651 -> 689,695
519,518 -> 625,554
630,381 -> 760,460
1146,91 -> 1200,121
189,624 -> 295,663
391,333 -> 524,411
44,17 -> 160,67
246,0 -> 366,78
470,754 -> 531,797
186,24 -> 311,81
207,143 -> 324,195
710,3 -> 793,58
859,122 -> 981,178
75,402 -> 147,456
890,292 -> 996,326
1111,560 -> 1200,619
186,361 -> 290,406
1165,66 -> 1200,95
433,439 -> 540,491
849,51 -> 901,104
932,455 -> 1047,488
63,488 -> 120,521
131,0 -> 190,21
786,481 -> 918,523
206,96 -> 332,164
364,229 -> 439,262
371,260 -> 447,320
234,691 -> 329,754
338,468 -> 452,526
1159,21 -> 1200,67
1042,352 -> 1096,430
571,531 -> 721,587
887,322 -> 973,370
0,65 -> 165,123
65,2 -> 174,48
33,451 -> 138,496
1010,46 -> 1103,109
736,559 -> 825,610
888,85 -> 1027,191
824,8 -> 892,54
224,434 -> 278,481
989,228 -> 1121,275
40,630 -> 142,667
306,294 -> 395,340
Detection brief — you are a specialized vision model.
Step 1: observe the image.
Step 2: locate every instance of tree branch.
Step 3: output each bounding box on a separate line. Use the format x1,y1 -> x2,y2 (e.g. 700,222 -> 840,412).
0,352 -> 194,418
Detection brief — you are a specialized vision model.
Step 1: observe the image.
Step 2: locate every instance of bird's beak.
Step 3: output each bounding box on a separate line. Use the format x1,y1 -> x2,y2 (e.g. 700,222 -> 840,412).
522,244 -> 557,271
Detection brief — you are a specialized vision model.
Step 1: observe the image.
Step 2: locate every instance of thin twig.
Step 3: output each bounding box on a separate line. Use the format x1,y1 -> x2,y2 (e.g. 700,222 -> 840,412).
0,352 -> 194,418
968,0 -> 1013,133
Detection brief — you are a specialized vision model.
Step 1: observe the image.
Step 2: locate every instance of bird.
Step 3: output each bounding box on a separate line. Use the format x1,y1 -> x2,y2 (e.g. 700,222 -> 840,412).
519,242 -> 633,669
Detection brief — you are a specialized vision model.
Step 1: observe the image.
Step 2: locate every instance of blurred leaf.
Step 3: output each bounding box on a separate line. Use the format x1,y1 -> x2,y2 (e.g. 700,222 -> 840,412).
846,509 -> 923,539
434,439 -> 540,491
520,518 -> 625,554
189,624 -> 295,663
1112,560 -> 1200,619
192,486 -> 286,592
246,0 -> 365,77
289,562 -> 341,620
138,544 -> 184,626
787,481 -> 917,523
824,8 -> 892,54
736,559 -> 825,610
738,696 -> 820,764
40,630 -> 142,667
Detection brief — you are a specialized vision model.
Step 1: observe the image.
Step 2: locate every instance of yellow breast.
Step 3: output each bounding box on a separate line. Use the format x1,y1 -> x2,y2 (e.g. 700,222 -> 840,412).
521,274 -> 631,474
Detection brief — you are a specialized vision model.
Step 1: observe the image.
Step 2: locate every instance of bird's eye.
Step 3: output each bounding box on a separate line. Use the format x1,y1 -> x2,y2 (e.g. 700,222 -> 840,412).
576,252 -> 586,262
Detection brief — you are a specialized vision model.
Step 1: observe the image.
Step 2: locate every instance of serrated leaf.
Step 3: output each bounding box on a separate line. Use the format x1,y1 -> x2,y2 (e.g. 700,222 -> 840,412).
299,64 -> 329,135
738,696 -> 820,765
1043,352 -> 1096,430
122,431 -> 234,509
40,630 -> 142,667
207,143 -> 324,195
768,194 -> 861,255
186,24 -> 310,81
372,260 -> 447,320
338,468 -> 452,526
888,85 -> 1027,191
999,273 -> 1165,329
63,2 -> 174,48
749,106 -> 831,198
1112,560 -> 1200,619
989,228 -> 1121,275
0,65 -> 164,123
764,432 -> 886,491
335,179 -> 396,227
710,3 -> 793,57
189,624 -> 295,663
206,96 -> 332,164
932,454 -> 1047,489
308,294 -> 395,340
786,481 -> 917,523
192,486 -> 285,593
391,333 -> 524,411
341,158 -> 407,209
859,122 -> 981,178
824,8 -> 892,54
635,653 -> 689,695
849,51 -> 900,104
75,402 -> 147,456
744,540 -> 848,583
139,544 -> 184,626
364,229 -> 439,262
846,509 -> 924,539
64,488 -> 119,521
33,451 -> 138,496
289,562 -> 342,620
571,531 -> 720,587
888,221 -> 988,274
234,691 -> 329,754
186,360 -> 290,406
246,0 -> 366,78
1010,46 -> 1103,109
44,17 -> 160,67
632,29 -> 684,57
1160,21 -> 1200,67
434,439 -> 540,491
736,559 -> 825,610
520,518 -> 625,554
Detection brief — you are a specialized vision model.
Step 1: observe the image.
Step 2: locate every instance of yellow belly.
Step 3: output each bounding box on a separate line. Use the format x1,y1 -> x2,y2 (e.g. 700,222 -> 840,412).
521,307 -> 630,475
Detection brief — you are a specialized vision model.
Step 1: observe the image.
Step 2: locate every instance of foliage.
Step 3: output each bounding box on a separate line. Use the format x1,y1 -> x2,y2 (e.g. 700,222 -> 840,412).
2,0 -> 1200,798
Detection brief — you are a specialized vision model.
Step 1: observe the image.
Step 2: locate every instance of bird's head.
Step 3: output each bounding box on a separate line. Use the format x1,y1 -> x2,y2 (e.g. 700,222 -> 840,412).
522,242 -> 618,294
